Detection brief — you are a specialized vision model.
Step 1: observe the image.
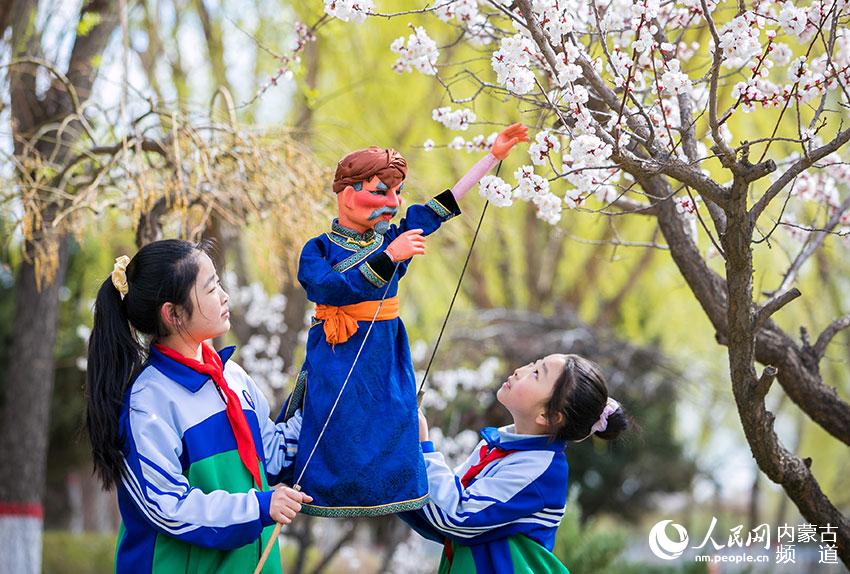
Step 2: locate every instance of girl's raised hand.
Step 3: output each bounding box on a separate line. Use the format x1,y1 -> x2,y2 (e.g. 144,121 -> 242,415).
491,123 -> 529,160
269,485 -> 314,524
418,409 -> 429,442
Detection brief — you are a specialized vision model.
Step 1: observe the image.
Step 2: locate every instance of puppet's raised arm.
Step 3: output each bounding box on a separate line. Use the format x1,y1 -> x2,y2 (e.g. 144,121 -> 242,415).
450,123 -> 528,201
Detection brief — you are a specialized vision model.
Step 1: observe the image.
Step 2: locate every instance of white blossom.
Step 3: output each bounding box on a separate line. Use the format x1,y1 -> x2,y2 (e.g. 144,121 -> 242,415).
323,0 -> 372,23
535,192 -> 564,224
528,130 -> 561,166
479,175 -> 514,207
660,58 -> 691,94
391,26 -> 439,75
436,0 -> 480,25
788,56 -> 808,83
562,134 -> 617,204
532,0 -> 575,39
718,12 -> 762,68
563,187 -> 584,209
448,135 -> 466,150
778,2 -> 807,36
492,34 -> 538,94
432,106 -> 476,131
514,165 -> 551,203
771,42 -> 793,66
465,132 -> 497,153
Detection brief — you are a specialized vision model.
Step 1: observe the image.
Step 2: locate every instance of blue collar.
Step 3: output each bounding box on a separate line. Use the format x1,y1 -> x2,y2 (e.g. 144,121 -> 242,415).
480,425 -> 566,452
147,345 -> 237,393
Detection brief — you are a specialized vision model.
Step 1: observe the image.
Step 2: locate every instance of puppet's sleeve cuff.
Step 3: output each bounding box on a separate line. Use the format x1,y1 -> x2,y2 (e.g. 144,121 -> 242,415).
426,190 -> 461,221
359,252 -> 394,288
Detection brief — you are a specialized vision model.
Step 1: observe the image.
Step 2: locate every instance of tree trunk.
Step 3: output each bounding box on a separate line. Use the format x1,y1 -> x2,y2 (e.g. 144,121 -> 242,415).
0,238 -> 70,574
722,192 -> 850,564
0,1 -> 118,571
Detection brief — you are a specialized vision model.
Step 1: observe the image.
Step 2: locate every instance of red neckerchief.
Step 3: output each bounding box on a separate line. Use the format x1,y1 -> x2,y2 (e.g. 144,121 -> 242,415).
154,342 -> 263,490
444,444 -> 516,563
461,444 -> 515,488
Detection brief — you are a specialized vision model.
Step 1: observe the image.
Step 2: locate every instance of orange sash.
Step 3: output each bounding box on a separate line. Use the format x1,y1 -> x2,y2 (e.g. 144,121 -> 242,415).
315,296 -> 400,345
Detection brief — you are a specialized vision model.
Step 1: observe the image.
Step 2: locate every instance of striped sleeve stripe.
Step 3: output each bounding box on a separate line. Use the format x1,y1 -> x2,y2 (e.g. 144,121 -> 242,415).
460,492 -> 502,504
422,500 -> 565,538
538,507 -> 567,518
454,498 -> 499,515
121,463 -> 187,527
422,504 -> 521,537
513,516 -> 565,529
137,458 -> 190,497
121,464 -> 199,535
143,480 -> 191,502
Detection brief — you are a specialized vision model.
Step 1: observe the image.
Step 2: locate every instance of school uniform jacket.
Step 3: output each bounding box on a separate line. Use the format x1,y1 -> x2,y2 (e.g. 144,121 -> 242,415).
113,345 -> 300,574
403,426 -> 571,574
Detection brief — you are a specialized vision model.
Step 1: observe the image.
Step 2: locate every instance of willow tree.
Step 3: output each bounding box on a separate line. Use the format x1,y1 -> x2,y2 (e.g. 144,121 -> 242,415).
0,3 -> 324,572
0,3 -> 118,572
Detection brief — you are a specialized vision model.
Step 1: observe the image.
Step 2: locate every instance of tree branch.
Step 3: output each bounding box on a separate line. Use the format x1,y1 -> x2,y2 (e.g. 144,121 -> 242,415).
772,193 -> 850,295
812,314 -> 850,361
750,126 -> 850,223
754,288 -> 801,331
754,365 -> 777,402
617,153 -> 730,206
700,0 -> 736,165
65,0 -> 120,99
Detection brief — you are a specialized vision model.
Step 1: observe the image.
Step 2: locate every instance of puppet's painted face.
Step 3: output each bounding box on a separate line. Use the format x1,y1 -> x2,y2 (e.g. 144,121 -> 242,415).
338,175 -> 405,232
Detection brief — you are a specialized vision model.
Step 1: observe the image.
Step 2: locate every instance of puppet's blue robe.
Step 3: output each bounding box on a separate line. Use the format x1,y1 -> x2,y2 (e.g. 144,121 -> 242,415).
275,190 -> 461,517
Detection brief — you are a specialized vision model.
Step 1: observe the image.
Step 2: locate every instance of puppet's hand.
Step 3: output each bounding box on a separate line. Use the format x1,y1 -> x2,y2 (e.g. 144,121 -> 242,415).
270,485 -> 314,524
491,123 -> 529,160
386,229 -> 426,262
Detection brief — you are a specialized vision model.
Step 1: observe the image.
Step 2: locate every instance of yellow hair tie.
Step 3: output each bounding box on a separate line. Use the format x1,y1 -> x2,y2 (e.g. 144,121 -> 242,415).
111,255 -> 130,299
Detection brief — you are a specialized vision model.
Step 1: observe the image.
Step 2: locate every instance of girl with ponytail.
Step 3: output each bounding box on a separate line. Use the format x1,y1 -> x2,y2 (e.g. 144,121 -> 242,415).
408,354 -> 632,573
86,239 -> 311,573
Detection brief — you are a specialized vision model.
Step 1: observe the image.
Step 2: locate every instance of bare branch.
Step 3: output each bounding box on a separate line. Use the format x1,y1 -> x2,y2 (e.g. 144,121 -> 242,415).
566,234 -> 669,250
750,126 -> 850,223
813,314 -> 850,361
593,196 -> 659,216
772,193 -> 850,294
617,153 -> 730,206
700,0 -> 735,165
754,365 -> 777,402
369,1 -> 454,18
754,288 -> 801,331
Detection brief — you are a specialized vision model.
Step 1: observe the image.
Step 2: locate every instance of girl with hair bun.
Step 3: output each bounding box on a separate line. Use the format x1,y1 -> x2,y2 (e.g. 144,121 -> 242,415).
85,239 -> 311,573
407,353 -> 630,574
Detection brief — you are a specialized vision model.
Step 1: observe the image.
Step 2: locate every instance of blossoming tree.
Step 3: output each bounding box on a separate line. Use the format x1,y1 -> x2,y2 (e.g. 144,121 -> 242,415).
318,0 -> 850,563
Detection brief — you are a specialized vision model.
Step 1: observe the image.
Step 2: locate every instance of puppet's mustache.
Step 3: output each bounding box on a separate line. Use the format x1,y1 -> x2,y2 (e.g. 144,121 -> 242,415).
368,207 -> 398,220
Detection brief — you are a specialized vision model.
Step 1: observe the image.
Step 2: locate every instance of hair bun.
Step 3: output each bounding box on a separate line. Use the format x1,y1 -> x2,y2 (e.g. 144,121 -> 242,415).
594,400 -> 629,441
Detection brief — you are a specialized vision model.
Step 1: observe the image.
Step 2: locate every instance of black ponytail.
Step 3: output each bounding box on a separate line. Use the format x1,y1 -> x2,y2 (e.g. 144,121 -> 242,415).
86,278 -> 144,489
545,354 -> 633,443
85,239 -> 211,489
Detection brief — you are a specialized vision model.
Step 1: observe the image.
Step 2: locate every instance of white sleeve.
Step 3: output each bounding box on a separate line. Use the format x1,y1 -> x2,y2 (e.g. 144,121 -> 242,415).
243,371 -> 301,477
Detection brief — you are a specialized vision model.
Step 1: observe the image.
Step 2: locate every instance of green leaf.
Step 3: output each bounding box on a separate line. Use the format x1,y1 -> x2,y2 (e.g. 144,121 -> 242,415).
76,12 -> 102,37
